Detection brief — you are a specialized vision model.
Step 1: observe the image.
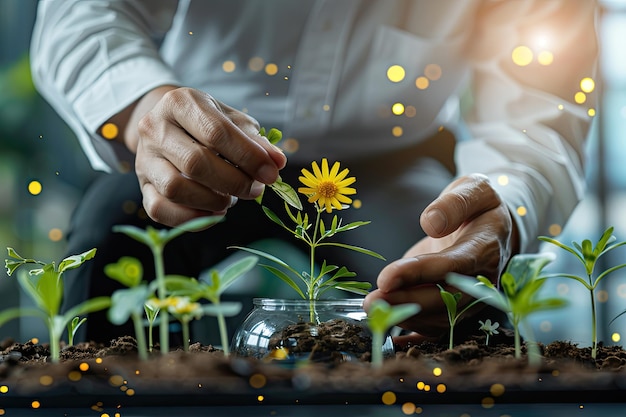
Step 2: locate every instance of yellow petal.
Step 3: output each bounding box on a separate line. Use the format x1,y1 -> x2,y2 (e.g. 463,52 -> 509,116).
311,161 -> 323,179
329,161 -> 341,179
320,158 -> 330,178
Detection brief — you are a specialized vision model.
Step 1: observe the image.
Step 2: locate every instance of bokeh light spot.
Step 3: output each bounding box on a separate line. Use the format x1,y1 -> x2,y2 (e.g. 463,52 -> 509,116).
580,77 -> 595,93
490,383 -> 506,396
352,199 -> 362,209
39,375 -> 54,386
617,284 -> 626,298
67,371 -> 82,381
512,45 -> 533,66
481,396 -> 495,408
222,60 -> 236,73
404,105 -> 417,118
28,180 -> 42,195
31,401 -> 41,409
556,283 -> 570,296
249,373 -> 267,389
48,228 -> 63,242
248,57 -> 265,72
497,175 -> 509,186
0,386 -> 8,394
392,102 -> 405,115
436,384 -> 446,393
392,126 -> 403,137
597,290 -> 609,303
574,92 -> 587,104
415,76 -> 429,90
540,320 -> 552,332
101,123 -> 119,140
612,332 -> 621,343
537,50 -> 554,66
401,402 -> 416,415
381,391 -> 396,405
387,65 -> 406,82
588,108 -> 596,117
516,206 -> 527,216
265,63 -> 278,76
424,63 -> 442,80
548,224 -> 562,236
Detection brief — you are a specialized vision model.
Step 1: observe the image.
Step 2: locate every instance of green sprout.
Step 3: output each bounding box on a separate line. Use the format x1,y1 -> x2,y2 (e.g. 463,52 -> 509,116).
112,216 -> 224,354
163,256 -> 258,356
147,295 -> 204,352
2,247 -> 111,363
67,316 -> 87,346
104,256 -> 151,360
539,226 -> 626,359
233,131 -> 384,322
437,284 -> 490,350
144,302 -> 160,352
447,253 -> 566,362
478,319 -> 500,346
366,299 -> 421,368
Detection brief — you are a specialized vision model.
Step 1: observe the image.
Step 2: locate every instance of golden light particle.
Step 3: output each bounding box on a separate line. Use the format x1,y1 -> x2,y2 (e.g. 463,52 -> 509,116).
68,371 -> 82,381
126,388 -> 135,396
28,180 -> 42,195
580,405 -> 584,409
424,63 -> 442,80
574,92 -> 587,104
31,338 -> 39,344
612,332 -> 621,343
79,362 -> 89,372
537,50 -> 554,66
392,126 -> 403,137
511,45 -> 533,66
0,386 -> 8,394
597,290 -> 609,303
432,367 -> 442,377
386,64 -> 406,83
0,409 -> 5,415
404,105 -> 417,118
249,373 -> 267,389
31,401 -> 41,409
436,384 -> 447,393
248,57 -> 265,72
257,395 -> 264,402
556,283 -> 570,296
497,175 -> 509,186
415,76 -> 430,90
95,357 -> 103,364
548,224 -> 562,236
423,384 -> 431,392
580,77 -> 595,93
490,383 -> 505,397
222,60 -> 236,73
588,108 -> 596,117
120,385 -> 128,392
539,320 -> 552,332
101,123 -> 119,140
265,63 -> 278,76
416,381 -> 425,390
381,391 -> 396,405
48,228 -> 63,242
401,402 -> 416,415
552,370 -> 560,376
322,104 -> 330,111
617,284 -> 626,298
282,138 -> 299,153
39,375 -> 54,386
391,102 -> 405,115
416,407 -> 423,414
102,414 -> 111,417
109,375 -> 124,387
352,199 -> 362,209
481,396 -> 495,408
516,206 -> 527,216
115,413 -> 122,417
135,370 -> 141,375
557,104 -> 564,110
188,31 -> 193,35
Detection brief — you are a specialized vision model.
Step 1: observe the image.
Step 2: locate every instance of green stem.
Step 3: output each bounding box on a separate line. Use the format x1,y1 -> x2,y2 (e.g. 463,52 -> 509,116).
590,286 -> 598,359
513,321 -> 521,359
49,320 -> 60,363
153,245 -> 169,354
448,324 -> 454,350
217,310 -> 230,356
132,312 -> 148,361
308,207 -> 323,323
148,321 -> 154,352
182,318 -> 190,352
371,330 -> 383,368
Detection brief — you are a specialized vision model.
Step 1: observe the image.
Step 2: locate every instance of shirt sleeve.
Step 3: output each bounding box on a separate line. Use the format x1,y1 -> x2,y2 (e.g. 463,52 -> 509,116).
455,0 -> 598,252
30,0 -> 182,173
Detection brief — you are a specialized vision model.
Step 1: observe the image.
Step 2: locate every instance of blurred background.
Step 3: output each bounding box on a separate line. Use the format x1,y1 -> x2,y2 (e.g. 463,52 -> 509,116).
1,0 -> 626,348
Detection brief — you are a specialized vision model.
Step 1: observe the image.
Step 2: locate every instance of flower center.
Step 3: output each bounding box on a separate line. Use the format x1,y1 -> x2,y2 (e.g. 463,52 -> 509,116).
318,181 -> 338,198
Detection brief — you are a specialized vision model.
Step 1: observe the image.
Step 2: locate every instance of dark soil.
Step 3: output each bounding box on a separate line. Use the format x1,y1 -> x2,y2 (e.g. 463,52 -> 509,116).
2,322 -> 626,408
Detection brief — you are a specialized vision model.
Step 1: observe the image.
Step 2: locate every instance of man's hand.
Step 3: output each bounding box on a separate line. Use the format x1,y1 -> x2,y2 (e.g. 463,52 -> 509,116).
108,86 -> 286,227
363,174 -> 519,340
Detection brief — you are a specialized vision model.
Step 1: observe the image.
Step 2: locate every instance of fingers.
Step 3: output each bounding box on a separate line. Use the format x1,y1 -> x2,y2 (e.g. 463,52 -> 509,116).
420,174 -> 502,238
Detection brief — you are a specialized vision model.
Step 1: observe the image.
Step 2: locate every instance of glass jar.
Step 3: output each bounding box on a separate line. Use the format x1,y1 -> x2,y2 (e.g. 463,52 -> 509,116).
231,298 -> 394,364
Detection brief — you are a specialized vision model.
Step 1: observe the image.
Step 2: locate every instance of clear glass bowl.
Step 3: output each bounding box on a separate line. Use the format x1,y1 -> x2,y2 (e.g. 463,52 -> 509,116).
231,298 -> 394,363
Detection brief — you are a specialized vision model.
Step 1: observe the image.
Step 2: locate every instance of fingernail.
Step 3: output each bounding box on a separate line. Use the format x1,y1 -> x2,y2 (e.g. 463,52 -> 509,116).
228,195 -> 238,208
424,208 -> 447,235
250,180 -> 265,197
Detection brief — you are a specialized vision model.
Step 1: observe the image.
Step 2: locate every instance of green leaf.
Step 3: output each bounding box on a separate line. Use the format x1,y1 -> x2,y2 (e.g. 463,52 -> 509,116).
5,259 -> 22,276
446,273 -> 508,312
63,296 -> 111,325
330,281 -> 372,296
104,256 -> 143,288
202,301 -> 242,317
163,216 -> 225,243
219,256 -> 259,294
539,236 -> 585,265
269,177 -> 303,211
108,286 -> 150,325
58,248 -> 97,273
229,246 -> 301,277
317,242 -> 386,260
16,269 -> 46,311
260,264 -> 305,299
6,247 -> 24,260
0,307 -> 46,328
367,299 -> 421,334
262,205 -> 287,228
36,268 -> 63,316
265,127 -> 283,145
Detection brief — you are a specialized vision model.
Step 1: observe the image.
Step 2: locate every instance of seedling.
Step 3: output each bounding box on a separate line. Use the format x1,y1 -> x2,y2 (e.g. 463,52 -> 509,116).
366,299 -> 421,368
478,319 -> 500,346
148,295 -> 204,352
2,247 -> 111,362
104,256 -> 151,360
233,133 -> 385,322
164,255 -> 258,355
437,284 -> 490,350
447,253 -> 566,362
113,215 -> 224,354
540,226 -> 626,359
67,316 -> 87,346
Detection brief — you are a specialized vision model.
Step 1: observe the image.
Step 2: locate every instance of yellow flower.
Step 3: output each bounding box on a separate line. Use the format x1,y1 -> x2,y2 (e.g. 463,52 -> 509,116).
298,158 -> 356,213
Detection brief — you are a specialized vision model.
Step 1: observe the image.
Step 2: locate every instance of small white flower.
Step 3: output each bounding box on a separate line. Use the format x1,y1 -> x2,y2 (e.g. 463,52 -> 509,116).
478,319 -> 500,335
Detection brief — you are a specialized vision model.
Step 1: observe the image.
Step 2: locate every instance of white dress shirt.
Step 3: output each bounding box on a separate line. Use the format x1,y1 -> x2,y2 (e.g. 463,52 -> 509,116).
30,0 -> 598,252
